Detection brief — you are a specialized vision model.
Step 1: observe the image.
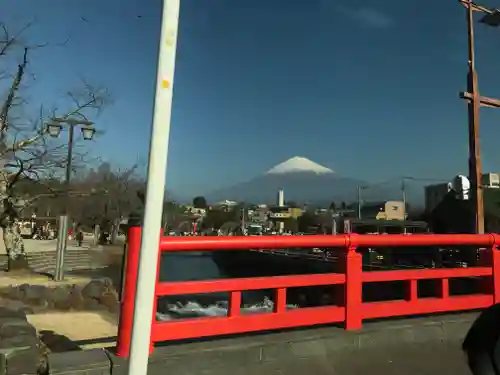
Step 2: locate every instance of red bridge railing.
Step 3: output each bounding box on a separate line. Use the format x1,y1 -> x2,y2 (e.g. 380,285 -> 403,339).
115,227 -> 500,358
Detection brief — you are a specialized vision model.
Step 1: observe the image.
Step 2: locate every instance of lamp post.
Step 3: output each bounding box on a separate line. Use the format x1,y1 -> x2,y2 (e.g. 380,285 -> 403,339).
459,0 -> 500,234
46,117 -> 96,281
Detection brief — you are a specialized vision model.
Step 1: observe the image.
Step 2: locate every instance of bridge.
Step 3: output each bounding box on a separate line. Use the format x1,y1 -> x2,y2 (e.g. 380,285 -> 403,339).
7,229 -> 499,374
91,229 -> 496,374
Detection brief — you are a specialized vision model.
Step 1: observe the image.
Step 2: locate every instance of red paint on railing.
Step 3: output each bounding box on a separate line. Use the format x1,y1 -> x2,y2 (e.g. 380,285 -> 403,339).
115,227 -> 161,358
158,233 -> 497,252
116,228 -> 500,358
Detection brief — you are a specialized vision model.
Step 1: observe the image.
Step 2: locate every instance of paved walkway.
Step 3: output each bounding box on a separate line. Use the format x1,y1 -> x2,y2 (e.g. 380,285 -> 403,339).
22,239 -> 96,253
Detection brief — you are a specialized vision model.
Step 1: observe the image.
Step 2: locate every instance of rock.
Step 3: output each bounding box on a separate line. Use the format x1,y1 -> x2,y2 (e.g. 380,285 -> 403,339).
81,280 -> 107,299
83,297 -> 101,310
0,319 -> 36,339
100,277 -> 114,289
23,285 -> 49,301
99,291 -> 119,313
18,307 -> 34,315
68,286 -> 84,310
0,333 -> 39,349
0,307 -> 27,321
50,286 -> 72,311
10,284 -> 30,301
23,285 -> 50,308
0,345 -> 40,375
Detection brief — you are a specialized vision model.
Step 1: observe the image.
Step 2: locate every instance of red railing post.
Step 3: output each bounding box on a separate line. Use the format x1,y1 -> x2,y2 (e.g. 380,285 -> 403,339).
344,234 -> 362,330
116,226 -> 162,357
150,228 -> 164,353
491,234 -> 500,303
116,226 -> 142,358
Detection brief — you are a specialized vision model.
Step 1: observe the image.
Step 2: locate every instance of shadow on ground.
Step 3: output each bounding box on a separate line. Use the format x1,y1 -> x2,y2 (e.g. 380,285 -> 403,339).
39,330 -> 81,352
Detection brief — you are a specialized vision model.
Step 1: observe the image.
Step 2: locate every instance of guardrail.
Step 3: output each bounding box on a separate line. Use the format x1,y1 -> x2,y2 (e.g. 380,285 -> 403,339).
115,227 -> 500,358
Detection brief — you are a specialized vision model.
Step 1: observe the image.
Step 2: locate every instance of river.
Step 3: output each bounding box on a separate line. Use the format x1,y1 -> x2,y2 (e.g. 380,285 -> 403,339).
156,252 -> 286,320
79,247 -> 479,321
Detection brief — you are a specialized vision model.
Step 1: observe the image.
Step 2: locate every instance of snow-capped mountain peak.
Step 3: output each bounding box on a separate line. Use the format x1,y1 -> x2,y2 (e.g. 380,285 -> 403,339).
265,156 -> 334,175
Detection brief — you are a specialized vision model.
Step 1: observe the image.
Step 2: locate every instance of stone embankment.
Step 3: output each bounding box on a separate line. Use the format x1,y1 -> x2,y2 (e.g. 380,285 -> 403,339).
0,306 -> 43,374
0,278 -> 119,314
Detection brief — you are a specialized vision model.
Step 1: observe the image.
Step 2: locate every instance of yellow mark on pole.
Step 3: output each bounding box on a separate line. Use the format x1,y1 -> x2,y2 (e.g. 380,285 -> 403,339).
162,79 -> 170,88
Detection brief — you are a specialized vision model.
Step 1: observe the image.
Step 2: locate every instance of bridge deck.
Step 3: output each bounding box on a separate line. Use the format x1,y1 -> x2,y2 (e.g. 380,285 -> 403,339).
106,312 -> 477,375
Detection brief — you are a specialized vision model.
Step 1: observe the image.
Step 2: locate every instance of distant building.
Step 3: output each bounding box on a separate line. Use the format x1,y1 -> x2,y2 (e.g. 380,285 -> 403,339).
429,173 -> 500,234
213,200 -> 239,211
359,201 -> 406,221
431,188 -> 500,234
183,205 -> 206,217
482,173 -> 500,189
425,183 -> 452,213
250,209 -> 268,224
216,200 -> 238,207
426,172 -> 500,214
268,206 -> 303,220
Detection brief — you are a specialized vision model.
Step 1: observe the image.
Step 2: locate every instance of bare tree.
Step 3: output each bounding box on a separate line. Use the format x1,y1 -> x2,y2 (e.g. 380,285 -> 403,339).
73,162 -> 145,243
0,23 -> 109,264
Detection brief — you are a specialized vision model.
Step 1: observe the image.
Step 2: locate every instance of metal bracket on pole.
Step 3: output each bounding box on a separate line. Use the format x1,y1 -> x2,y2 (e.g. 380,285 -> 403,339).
460,91 -> 500,108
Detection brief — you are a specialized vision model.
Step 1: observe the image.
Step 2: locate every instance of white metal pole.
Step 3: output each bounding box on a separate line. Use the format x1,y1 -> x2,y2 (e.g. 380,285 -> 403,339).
126,1 -> 180,375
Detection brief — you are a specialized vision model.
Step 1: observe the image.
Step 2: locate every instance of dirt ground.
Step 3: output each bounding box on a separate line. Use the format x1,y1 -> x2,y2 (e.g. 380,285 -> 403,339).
28,241 -> 127,352
29,312 -> 118,351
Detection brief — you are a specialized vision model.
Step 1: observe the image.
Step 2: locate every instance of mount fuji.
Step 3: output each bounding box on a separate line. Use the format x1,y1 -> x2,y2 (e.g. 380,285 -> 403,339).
206,156 -> 404,205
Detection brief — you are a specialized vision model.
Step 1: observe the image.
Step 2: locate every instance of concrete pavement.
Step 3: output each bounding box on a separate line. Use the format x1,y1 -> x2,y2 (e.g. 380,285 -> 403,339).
105,313 -> 476,375
330,343 -> 469,375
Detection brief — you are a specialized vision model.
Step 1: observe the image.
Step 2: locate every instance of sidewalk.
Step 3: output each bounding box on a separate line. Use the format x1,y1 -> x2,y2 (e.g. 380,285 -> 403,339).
22,239 -> 97,253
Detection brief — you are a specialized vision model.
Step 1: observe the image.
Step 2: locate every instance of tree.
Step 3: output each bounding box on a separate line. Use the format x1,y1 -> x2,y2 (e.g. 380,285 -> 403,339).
193,196 -> 207,208
340,202 -> 347,210
297,212 -> 316,233
73,162 -> 145,243
0,23 -> 109,264
202,208 -> 239,230
329,202 -> 336,211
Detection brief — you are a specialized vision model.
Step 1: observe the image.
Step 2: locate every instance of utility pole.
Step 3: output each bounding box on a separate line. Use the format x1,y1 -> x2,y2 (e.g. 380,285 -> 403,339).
465,0 -> 484,234
401,178 -> 407,219
126,1 -> 180,375
240,206 -> 246,233
357,185 -> 362,219
459,0 -> 500,233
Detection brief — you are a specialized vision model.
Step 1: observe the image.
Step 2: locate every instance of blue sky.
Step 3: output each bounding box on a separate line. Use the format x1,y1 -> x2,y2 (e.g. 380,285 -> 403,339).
5,0 -> 500,198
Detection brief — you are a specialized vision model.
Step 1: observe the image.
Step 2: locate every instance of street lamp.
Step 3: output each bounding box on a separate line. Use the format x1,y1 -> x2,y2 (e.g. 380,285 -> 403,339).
47,122 -> 95,141
81,127 -> 96,141
45,117 -> 96,281
46,123 -> 63,138
459,0 -> 500,234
